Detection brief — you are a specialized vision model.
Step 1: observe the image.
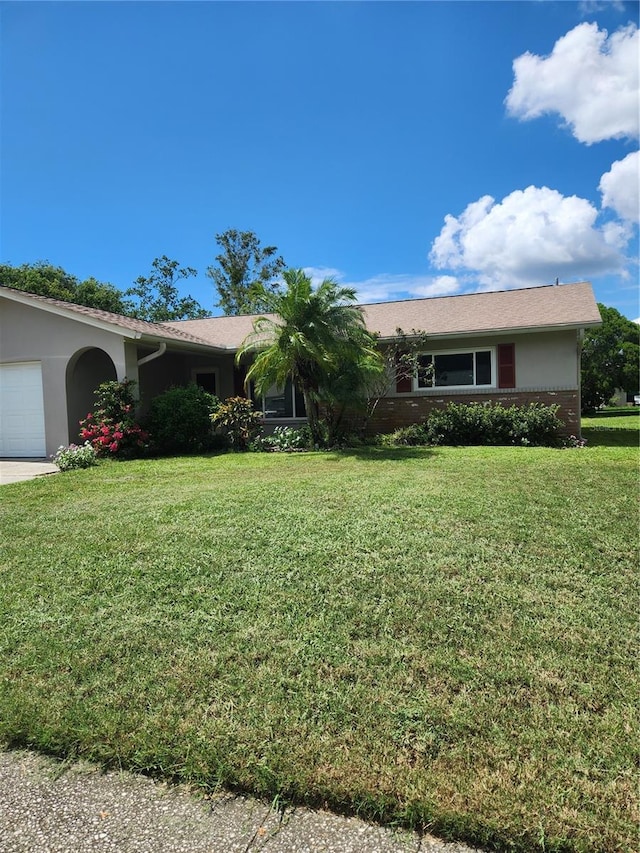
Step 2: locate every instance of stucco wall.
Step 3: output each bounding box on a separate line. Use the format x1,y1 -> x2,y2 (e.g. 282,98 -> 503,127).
0,299 -> 130,456
362,329 -> 582,437
385,329 -> 580,396
137,351 -> 236,414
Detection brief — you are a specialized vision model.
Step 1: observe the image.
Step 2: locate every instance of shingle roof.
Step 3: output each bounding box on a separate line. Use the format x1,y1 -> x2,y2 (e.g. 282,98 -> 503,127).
168,282 -> 601,347
163,313 -> 266,349
361,281 -> 601,339
2,281 -> 601,352
0,286 -> 218,347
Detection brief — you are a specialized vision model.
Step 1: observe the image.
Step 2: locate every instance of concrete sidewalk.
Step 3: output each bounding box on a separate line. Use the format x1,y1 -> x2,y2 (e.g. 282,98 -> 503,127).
0,751 -> 481,853
0,459 -> 59,485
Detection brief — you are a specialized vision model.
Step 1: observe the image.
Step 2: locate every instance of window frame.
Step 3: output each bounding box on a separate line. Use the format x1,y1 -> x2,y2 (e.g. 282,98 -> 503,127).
413,346 -> 496,391
258,380 -> 307,420
191,367 -> 219,395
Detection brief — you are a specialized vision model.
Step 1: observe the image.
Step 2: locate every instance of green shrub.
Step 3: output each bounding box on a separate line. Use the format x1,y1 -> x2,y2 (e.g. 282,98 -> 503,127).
380,402 -> 564,448
339,432 -> 382,448
51,442 -> 98,471
380,424 -> 429,447
423,402 -> 564,447
254,425 -> 313,452
211,397 -> 263,451
145,384 -> 220,455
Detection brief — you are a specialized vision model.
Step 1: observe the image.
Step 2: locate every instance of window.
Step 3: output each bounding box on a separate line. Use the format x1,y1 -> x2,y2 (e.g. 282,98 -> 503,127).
416,349 -> 494,389
259,379 -> 306,419
192,368 -> 218,395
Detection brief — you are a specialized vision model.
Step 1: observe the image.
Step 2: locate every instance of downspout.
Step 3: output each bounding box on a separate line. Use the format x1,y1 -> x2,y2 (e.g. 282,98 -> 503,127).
137,342 -> 167,367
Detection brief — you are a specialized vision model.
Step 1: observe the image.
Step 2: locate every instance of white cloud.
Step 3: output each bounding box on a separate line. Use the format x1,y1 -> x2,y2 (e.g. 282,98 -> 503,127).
302,267 -> 461,304
429,185 -> 629,289
599,151 -> 640,223
579,1 -> 625,13
505,22 -> 639,144
303,266 -> 344,288
351,273 -> 461,303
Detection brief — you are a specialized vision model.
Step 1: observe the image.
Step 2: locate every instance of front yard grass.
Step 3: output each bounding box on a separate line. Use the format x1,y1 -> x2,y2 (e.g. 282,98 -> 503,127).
581,407 -> 639,447
0,446 -> 637,852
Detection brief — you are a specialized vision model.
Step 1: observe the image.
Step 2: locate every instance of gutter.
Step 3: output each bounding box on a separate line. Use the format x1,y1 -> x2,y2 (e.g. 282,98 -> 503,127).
374,321 -> 602,343
137,342 -> 167,366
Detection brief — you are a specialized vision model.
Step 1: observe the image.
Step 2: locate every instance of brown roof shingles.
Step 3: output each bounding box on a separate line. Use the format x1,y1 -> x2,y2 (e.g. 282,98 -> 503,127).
361,281 -> 601,338
2,281 -> 601,352
168,282 -> 601,347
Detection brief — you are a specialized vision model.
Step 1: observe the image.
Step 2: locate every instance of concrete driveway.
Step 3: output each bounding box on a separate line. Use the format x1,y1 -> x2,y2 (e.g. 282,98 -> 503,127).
0,459 -> 59,485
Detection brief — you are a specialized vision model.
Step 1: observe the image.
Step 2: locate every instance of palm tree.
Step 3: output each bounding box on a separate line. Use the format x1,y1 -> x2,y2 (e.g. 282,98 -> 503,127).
236,268 -> 382,445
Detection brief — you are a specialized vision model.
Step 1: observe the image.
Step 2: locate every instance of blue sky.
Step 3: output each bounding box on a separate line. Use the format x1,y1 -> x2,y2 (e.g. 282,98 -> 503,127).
2,1 -> 638,319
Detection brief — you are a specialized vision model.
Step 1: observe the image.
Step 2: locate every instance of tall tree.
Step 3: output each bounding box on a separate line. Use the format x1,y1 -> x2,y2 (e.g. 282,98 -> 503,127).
126,256 -> 209,322
206,229 -> 285,315
236,268 -> 381,445
75,277 -> 135,314
581,304 -> 639,412
0,261 -> 133,314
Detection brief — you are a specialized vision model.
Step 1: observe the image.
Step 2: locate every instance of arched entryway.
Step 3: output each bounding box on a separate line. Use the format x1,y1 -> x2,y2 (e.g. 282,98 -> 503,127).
66,348 -> 117,444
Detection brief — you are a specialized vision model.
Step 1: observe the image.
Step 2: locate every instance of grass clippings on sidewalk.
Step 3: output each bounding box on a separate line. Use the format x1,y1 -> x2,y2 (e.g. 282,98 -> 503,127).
0,446 -> 637,853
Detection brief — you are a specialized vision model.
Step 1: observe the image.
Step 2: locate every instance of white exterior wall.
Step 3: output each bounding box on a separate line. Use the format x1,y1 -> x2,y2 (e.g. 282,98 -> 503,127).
385,329 -> 579,396
0,298 -> 129,457
512,330 -> 578,389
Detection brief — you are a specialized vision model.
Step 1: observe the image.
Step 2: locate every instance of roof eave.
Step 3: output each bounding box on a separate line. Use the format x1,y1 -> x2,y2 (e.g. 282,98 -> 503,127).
1,286 -> 229,350
138,335 -> 230,354
1,287 -> 143,340
374,320 -> 602,342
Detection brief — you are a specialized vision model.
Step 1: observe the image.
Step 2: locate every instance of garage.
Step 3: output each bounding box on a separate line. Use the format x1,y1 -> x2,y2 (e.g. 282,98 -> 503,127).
0,362 -> 46,457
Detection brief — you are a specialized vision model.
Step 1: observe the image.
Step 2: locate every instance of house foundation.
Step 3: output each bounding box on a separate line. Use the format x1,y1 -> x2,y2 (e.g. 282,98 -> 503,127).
366,389 -> 580,438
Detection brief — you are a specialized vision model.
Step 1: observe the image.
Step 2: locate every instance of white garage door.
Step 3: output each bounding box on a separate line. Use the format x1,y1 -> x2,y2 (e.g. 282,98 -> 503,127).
0,362 -> 46,457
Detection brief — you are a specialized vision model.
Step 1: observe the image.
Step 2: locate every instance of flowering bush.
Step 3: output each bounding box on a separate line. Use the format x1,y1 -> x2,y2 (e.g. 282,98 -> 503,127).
79,379 -> 149,458
51,442 -> 98,471
562,434 -> 588,449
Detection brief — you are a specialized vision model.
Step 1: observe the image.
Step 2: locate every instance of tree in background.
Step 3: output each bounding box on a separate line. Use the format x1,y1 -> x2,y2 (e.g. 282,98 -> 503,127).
126,256 -> 209,322
237,268 -> 381,446
0,261 -> 133,314
206,229 -> 285,316
581,304 -> 639,412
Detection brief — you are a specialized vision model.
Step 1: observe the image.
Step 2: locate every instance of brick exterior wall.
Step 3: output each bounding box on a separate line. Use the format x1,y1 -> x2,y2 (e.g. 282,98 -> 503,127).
366,389 -> 581,438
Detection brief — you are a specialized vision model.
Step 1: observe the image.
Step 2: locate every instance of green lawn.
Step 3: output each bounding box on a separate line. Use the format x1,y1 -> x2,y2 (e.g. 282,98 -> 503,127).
581,407 -> 639,447
0,447 -> 637,853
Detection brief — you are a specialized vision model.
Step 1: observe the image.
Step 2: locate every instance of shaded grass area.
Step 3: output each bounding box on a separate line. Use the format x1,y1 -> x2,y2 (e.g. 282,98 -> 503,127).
0,447 -> 638,852
582,408 -> 639,447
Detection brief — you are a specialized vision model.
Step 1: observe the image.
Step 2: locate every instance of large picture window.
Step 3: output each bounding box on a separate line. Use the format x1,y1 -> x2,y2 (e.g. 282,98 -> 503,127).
259,379 -> 306,419
416,349 -> 494,389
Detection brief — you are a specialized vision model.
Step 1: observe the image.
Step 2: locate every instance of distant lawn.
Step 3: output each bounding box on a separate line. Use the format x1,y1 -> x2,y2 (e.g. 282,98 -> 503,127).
581,407 -> 639,447
0,447 -> 637,853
